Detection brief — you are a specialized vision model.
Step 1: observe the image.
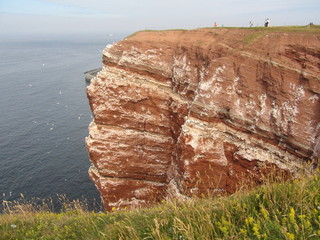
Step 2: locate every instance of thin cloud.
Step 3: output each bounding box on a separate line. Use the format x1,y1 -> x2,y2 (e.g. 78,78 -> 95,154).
0,0 -> 124,18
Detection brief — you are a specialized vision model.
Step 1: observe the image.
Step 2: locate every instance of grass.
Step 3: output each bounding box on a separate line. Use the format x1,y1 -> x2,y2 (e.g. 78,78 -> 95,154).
203,25 -> 320,33
242,31 -> 267,45
240,25 -> 320,44
125,29 -> 188,39
124,25 -> 320,42
0,169 -> 319,239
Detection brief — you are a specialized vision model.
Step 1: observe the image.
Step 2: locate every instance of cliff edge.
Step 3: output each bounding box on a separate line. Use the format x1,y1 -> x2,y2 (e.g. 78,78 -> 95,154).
86,28 -> 320,211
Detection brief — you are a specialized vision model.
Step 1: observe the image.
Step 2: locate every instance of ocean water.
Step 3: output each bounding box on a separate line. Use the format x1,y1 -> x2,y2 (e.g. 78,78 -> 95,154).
0,33 -> 125,211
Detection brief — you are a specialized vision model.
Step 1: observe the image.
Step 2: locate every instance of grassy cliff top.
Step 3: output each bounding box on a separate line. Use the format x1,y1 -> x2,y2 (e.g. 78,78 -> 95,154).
126,25 -> 320,38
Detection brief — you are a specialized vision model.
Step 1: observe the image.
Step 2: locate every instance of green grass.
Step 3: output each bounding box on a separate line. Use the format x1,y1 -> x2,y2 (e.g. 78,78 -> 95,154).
242,31 -> 267,45
205,25 -> 320,45
204,25 -> 320,33
125,25 -> 320,40
125,29 -> 188,39
241,25 -> 320,44
1,169 -> 320,239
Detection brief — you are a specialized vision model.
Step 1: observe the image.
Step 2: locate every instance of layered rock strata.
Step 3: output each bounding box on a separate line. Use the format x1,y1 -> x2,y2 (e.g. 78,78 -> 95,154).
86,29 -> 320,211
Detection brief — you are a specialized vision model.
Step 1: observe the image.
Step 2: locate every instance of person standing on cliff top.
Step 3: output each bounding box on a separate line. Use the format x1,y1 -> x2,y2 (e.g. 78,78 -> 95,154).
264,18 -> 270,27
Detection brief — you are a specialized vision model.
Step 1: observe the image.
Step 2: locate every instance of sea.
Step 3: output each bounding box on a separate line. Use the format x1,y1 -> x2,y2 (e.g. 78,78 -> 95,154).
0,33 -> 127,212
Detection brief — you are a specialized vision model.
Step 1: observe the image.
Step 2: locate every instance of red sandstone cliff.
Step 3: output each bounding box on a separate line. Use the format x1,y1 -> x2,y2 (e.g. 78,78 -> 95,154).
86,28 -> 320,211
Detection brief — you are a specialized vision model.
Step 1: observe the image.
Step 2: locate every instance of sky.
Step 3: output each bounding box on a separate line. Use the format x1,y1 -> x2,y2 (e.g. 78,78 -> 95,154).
0,0 -> 319,37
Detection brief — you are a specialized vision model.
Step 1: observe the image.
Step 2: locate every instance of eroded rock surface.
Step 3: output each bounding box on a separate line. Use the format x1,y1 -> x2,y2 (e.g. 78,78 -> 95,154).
86,29 -> 320,211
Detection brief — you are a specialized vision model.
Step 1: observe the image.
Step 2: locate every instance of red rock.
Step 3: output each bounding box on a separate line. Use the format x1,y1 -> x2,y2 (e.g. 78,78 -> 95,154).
86,28 -> 320,210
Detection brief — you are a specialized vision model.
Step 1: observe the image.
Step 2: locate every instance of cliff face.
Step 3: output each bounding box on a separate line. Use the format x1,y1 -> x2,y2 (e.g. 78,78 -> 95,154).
86,28 -> 320,211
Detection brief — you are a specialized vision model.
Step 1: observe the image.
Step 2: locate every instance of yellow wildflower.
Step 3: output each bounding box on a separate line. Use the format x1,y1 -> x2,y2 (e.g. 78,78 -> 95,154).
252,223 -> 261,238
288,207 -> 296,225
260,206 -> 269,220
285,232 -> 295,240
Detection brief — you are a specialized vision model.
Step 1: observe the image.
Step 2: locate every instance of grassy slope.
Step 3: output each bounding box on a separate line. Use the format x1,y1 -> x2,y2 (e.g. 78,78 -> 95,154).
0,170 -> 319,240
209,25 -> 320,33
125,25 -> 320,39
